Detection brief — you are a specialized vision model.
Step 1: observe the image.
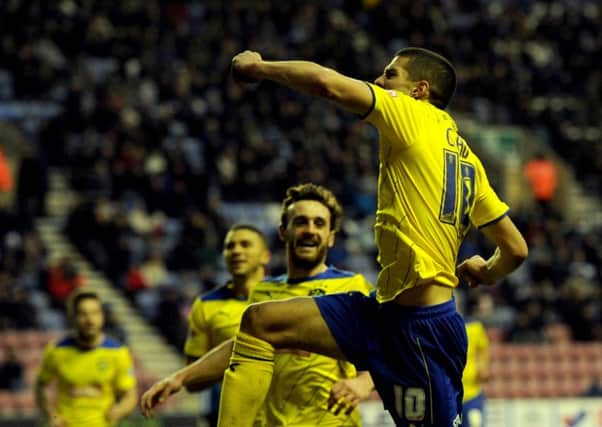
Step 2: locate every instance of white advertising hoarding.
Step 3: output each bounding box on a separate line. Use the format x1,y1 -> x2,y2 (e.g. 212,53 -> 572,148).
360,398 -> 602,427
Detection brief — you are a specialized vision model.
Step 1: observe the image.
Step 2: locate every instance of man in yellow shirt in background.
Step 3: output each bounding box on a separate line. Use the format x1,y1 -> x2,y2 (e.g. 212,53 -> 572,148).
34,289 -> 137,427
141,183 -> 375,426
184,224 -> 271,426
462,319 -> 490,427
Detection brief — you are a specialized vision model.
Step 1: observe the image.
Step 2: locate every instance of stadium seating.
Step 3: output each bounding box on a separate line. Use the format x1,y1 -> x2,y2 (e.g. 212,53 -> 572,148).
484,340 -> 602,399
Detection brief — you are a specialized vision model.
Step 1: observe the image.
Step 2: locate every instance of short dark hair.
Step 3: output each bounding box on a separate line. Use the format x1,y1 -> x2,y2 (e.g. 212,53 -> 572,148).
226,223 -> 268,247
280,183 -> 343,232
67,289 -> 102,320
395,47 -> 456,109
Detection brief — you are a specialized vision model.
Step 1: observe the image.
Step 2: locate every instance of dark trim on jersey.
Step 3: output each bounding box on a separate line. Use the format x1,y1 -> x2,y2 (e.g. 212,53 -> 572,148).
55,335 -> 122,349
232,351 -> 274,363
263,266 -> 356,285
100,337 -> 122,348
358,82 -> 376,120
55,336 -> 76,348
200,282 -> 246,302
477,210 -> 509,230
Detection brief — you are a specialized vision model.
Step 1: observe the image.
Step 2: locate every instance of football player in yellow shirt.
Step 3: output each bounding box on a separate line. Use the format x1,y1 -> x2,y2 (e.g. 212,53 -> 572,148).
184,224 -> 270,425
34,289 -> 137,427
141,183 -> 375,426
208,47 -> 528,427
462,320 -> 489,427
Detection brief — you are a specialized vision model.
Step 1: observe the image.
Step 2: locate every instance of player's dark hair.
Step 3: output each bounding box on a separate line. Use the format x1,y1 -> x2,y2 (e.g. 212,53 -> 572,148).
395,47 -> 456,109
226,223 -> 268,248
280,183 -> 343,232
67,289 -> 101,320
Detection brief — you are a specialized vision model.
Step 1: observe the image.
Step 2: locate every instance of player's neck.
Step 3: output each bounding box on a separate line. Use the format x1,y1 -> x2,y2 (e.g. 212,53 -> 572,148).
287,263 -> 328,281
75,332 -> 104,349
231,273 -> 263,298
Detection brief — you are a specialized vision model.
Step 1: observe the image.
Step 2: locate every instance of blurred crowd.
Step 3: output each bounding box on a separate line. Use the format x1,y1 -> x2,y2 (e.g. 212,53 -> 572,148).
0,0 -> 600,349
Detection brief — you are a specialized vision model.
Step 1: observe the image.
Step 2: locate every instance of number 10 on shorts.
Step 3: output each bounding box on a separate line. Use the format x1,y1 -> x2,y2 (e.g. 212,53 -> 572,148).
393,385 -> 426,422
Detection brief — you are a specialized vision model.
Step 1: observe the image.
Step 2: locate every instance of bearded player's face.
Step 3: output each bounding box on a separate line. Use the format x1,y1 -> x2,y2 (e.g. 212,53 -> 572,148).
281,200 -> 335,270
73,298 -> 104,342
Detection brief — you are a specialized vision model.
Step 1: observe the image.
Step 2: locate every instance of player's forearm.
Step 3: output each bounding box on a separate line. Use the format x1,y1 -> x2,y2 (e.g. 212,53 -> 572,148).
252,60 -> 341,100
182,339 -> 233,392
109,387 -> 138,421
484,246 -> 526,283
34,382 -> 55,419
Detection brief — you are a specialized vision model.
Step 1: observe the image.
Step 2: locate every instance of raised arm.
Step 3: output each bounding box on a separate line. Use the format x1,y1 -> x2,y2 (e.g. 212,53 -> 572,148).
231,50 -> 373,115
457,216 -> 528,286
140,339 -> 234,417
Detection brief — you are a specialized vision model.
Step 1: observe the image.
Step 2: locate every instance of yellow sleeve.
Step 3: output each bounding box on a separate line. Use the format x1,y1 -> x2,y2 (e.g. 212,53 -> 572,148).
184,298 -> 211,358
363,83 -> 421,149
349,275 -> 374,296
474,322 -> 489,353
471,157 -> 509,228
36,343 -> 57,384
114,347 -> 137,392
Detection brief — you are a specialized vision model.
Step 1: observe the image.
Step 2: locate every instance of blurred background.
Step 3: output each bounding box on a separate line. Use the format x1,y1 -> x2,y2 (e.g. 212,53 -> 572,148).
0,0 -> 600,426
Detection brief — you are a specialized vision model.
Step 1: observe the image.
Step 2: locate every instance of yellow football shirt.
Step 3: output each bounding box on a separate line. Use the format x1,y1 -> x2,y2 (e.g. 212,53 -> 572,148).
462,320 -> 489,401
250,267 -> 373,427
184,283 -> 249,358
36,336 -> 136,427
363,84 -> 509,302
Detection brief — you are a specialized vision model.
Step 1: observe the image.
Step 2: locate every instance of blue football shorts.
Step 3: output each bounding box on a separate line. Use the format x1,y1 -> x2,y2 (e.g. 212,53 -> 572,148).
315,292 -> 467,427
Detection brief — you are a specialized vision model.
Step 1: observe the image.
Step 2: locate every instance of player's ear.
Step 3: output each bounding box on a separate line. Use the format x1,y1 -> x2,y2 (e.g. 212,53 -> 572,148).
278,225 -> 286,242
412,80 -> 430,101
261,248 -> 271,265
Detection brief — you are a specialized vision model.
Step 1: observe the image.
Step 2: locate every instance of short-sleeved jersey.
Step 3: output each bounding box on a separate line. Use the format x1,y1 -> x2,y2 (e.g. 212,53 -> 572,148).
36,335 -> 136,427
363,84 -> 509,302
462,320 -> 489,401
250,267 -> 373,427
184,283 -> 248,358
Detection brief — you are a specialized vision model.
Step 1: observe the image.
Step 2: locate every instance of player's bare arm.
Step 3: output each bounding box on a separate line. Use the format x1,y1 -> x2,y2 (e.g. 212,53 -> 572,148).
231,50 -> 373,115
457,216 -> 528,286
34,378 -> 64,427
106,387 -> 138,424
140,339 -> 234,417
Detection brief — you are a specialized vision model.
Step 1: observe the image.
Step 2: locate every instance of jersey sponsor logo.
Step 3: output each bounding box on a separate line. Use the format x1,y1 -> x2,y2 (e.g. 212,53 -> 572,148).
69,384 -> 103,398
387,90 -> 397,97
309,288 -> 326,296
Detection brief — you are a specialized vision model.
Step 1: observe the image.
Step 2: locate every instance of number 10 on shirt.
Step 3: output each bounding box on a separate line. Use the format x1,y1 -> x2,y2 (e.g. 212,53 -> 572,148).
439,149 -> 475,235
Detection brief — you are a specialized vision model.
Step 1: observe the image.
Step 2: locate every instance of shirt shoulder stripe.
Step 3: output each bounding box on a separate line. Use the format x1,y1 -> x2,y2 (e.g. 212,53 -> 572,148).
55,336 -> 77,348
201,283 -> 242,301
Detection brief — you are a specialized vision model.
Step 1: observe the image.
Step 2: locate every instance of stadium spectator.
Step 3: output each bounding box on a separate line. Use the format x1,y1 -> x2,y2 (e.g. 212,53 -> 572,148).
34,289 -> 138,427
0,346 -> 24,391
45,256 -> 84,309
523,151 -> 558,214
0,272 -> 39,330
